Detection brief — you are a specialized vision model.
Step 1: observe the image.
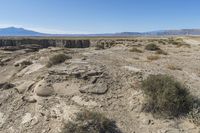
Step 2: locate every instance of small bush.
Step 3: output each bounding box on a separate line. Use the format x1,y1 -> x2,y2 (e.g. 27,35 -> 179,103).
168,38 -> 191,48
147,55 -> 160,61
62,110 -> 121,133
129,47 -> 143,53
46,53 -> 72,67
145,43 -> 160,51
155,49 -> 168,55
168,38 -> 181,45
158,40 -> 167,45
142,74 -> 192,117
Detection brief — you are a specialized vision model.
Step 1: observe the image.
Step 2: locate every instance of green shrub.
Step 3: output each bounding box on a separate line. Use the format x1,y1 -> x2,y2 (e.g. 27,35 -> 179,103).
168,38 -> 182,45
62,110 -> 121,133
142,74 -> 192,117
145,43 -> 160,51
46,53 -> 72,67
158,39 -> 167,45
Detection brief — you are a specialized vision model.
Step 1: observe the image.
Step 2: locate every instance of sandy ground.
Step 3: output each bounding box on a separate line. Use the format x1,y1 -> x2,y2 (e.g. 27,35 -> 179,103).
0,38 -> 200,133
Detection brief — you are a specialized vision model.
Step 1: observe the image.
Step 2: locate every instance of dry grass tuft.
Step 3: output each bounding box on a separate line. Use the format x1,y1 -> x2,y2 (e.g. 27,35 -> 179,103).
46,53 -> 72,67
62,110 -> 121,133
145,43 -> 160,51
142,74 -> 192,117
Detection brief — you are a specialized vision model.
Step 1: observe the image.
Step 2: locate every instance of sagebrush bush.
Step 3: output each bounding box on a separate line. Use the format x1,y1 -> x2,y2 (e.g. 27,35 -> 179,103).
158,39 -> 167,45
142,74 -> 192,117
62,110 -> 121,133
46,53 -> 71,67
145,43 -> 160,51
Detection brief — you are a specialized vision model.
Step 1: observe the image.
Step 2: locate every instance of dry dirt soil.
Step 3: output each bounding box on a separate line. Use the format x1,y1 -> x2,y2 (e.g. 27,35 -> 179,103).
0,37 -> 200,133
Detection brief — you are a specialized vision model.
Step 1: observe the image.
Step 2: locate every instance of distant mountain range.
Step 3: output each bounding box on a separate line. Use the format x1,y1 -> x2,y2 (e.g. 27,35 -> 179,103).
1,27 -> 200,36
0,27 -> 45,36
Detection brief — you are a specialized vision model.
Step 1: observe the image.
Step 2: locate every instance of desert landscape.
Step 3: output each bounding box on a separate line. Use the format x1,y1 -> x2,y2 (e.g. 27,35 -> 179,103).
0,37 -> 200,133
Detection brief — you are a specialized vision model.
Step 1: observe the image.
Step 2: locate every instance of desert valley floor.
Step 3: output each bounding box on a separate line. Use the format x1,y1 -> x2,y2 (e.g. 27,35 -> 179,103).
0,37 -> 200,133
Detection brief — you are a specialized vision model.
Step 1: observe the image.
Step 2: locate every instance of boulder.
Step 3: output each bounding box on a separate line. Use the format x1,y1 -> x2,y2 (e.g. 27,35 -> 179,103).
34,80 -> 54,97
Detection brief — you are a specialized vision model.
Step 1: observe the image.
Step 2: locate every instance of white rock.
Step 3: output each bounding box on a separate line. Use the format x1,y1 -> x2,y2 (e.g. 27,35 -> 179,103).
34,80 -> 54,97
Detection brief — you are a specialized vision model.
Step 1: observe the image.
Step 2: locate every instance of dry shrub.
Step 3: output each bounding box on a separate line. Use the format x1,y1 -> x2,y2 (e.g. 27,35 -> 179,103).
46,53 -> 72,67
158,39 -> 167,45
145,43 -> 160,51
62,110 -> 121,133
142,74 -> 192,117
168,38 -> 191,48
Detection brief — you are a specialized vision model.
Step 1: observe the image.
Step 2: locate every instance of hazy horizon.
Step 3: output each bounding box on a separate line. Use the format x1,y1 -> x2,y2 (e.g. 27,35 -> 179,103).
1,0 -> 200,34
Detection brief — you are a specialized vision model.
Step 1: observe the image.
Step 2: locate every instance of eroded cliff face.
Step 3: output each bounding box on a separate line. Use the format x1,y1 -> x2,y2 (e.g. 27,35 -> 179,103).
0,39 -> 90,48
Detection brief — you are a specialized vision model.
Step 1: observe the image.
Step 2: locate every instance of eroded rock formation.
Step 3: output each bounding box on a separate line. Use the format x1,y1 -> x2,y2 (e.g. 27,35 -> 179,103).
0,38 -> 90,48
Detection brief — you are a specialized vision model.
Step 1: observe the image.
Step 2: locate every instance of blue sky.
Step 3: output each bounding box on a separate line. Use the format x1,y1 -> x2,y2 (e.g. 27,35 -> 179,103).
0,0 -> 200,34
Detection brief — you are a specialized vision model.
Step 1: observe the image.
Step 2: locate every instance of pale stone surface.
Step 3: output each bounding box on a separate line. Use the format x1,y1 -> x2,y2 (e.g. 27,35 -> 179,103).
34,80 -> 54,97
